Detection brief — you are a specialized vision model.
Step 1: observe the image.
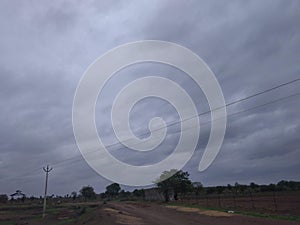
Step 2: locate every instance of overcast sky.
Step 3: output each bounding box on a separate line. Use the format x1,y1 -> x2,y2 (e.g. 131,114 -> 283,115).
0,0 -> 300,197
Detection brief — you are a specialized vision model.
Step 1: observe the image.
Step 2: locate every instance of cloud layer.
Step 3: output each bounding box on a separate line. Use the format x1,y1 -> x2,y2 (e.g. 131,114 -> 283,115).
0,0 -> 299,196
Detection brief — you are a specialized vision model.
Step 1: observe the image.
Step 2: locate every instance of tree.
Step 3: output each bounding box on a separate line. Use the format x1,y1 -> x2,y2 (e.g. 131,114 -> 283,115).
119,190 -> 131,198
0,194 -> 8,203
227,184 -> 232,191
234,182 -> 247,193
71,191 -> 77,201
133,189 -> 144,198
193,182 -> 203,196
99,192 -> 107,199
216,186 -> 225,194
105,183 -> 121,198
80,186 -> 96,201
250,182 -> 259,191
155,169 -> 193,201
277,180 -> 300,191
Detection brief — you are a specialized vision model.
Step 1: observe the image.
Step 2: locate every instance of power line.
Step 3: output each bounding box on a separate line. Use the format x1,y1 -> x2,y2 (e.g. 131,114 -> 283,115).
179,91 -> 300,134
15,91 -> 300,184
44,91 -> 300,171
143,78 -> 300,133
2,91 -> 299,185
1,78 -> 299,183
52,77 -> 300,166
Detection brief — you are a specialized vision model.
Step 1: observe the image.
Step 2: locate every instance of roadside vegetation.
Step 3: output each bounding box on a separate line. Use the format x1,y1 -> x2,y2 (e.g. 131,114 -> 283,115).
1,169 -> 299,224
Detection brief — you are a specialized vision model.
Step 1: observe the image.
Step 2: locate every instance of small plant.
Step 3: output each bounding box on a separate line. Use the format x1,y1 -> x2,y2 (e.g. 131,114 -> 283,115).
76,206 -> 86,216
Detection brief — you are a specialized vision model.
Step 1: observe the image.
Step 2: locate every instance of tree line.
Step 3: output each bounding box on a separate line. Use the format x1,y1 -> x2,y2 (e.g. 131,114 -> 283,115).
1,170 -> 299,204
74,170 -> 300,202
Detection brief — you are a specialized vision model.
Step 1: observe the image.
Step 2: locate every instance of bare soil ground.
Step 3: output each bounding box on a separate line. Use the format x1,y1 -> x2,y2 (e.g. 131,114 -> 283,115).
1,201 -> 300,225
102,201 -> 300,225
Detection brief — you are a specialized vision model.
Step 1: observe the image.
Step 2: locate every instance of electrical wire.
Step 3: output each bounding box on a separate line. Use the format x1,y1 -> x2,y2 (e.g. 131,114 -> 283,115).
1,78 -> 299,184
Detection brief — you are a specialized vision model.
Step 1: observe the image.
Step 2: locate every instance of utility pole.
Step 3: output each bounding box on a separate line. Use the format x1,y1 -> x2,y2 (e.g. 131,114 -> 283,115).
42,165 -> 53,218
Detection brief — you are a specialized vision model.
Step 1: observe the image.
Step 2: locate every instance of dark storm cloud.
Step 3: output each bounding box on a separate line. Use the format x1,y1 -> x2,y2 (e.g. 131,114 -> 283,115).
0,0 -> 299,196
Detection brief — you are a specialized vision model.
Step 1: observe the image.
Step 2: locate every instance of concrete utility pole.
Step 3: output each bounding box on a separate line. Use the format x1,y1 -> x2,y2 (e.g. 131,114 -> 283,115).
42,165 -> 53,218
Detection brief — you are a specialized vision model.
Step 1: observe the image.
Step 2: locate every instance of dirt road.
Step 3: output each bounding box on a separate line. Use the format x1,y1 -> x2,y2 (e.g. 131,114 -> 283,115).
2,201 -> 299,225
101,202 -> 300,225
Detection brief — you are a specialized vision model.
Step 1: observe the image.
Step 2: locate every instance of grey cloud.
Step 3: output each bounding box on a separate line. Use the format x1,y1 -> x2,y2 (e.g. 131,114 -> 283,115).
0,0 -> 299,196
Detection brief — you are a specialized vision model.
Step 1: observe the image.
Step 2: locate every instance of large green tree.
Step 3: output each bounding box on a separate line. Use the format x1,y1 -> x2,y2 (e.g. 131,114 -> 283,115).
80,186 -> 96,201
155,169 -> 193,201
105,183 -> 121,198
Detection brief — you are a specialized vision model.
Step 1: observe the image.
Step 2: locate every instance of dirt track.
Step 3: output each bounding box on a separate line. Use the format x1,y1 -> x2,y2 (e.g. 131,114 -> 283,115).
101,202 -> 300,225
2,201 -> 299,225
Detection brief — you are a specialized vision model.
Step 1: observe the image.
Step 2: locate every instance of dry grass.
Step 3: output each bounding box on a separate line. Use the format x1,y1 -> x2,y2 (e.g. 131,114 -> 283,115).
166,205 -> 232,217
104,207 -> 144,225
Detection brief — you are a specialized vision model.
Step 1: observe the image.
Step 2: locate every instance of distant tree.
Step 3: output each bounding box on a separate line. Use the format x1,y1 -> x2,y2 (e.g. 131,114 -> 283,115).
277,180 -> 289,191
216,186 -> 225,194
260,185 -> 269,192
227,184 -> 232,191
133,189 -> 145,198
277,180 -> 300,191
259,183 -> 277,192
268,183 -> 277,192
99,192 -> 107,199
234,183 -> 247,193
250,182 -> 259,191
206,187 -> 216,195
105,183 -> 121,198
71,191 -> 77,200
193,182 -> 203,196
119,190 -> 131,198
0,194 -> 8,203
80,186 -> 96,201
155,169 -> 193,201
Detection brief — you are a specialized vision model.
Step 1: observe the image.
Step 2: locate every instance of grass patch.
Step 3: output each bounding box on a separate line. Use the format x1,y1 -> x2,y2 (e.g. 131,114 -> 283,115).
166,202 -> 300,222
0,221 -> 16,225
0,202 -> 99,225
236,211 -> 300,222
51,218 -> 75,225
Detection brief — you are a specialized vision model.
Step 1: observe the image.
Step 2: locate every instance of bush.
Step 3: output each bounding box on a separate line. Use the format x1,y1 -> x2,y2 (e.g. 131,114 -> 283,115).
0,194 -> 8,203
